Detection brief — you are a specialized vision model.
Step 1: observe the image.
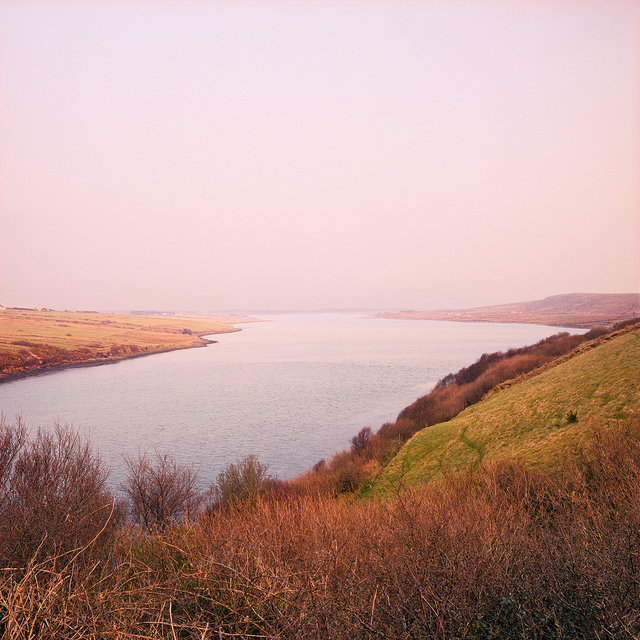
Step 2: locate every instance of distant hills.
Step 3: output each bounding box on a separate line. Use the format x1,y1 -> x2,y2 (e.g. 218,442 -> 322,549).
378,293 -> 640,328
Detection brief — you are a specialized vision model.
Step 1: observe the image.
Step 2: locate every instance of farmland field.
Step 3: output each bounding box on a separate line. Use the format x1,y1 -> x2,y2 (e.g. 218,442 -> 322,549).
0,308 -> 254,380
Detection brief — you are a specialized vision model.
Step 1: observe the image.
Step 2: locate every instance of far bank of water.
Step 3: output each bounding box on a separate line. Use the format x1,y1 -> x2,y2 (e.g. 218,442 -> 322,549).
0,314 -> 583,486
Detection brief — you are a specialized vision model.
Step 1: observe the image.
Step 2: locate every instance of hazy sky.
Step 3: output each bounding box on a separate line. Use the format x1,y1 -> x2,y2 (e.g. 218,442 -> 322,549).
1,1 -> 638,311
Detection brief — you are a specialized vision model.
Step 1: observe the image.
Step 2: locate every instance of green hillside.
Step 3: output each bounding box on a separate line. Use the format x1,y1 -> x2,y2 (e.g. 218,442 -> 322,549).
374,325 -> 640,492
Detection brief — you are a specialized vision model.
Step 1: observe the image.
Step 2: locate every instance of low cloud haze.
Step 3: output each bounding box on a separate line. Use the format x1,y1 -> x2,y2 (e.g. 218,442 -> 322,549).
1,2 -> 638,311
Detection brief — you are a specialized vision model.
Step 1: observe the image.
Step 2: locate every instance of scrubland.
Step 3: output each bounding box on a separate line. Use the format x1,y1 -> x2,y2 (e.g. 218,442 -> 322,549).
300,322 -> 636,497
2,418 -> 639,639
1,319 -> 639,638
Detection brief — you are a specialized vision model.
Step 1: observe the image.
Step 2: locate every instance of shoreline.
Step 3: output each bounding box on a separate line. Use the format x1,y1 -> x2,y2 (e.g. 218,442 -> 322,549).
374,312 -> 633,330
0,328 -> 239,385
375,314 -> 593,330
376,294 -> 639,329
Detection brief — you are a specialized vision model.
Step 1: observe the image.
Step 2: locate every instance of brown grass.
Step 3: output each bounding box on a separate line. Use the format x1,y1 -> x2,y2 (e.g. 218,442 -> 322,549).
2,322 -> 640,637
2,418 -> 640,638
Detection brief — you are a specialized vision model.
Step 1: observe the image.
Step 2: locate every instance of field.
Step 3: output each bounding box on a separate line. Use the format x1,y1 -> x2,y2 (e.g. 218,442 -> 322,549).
0,308 -> 255,381
374,324 -> 640,492
378,292 -> 640,327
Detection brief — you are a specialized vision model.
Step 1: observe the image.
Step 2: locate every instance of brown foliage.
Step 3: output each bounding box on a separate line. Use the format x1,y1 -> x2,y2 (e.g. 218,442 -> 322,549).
286,326 -> 622,499
0,419 -> 117,568
377,417 -> 416,442
350,426 -> 372,454
2,420 -> 640,638
122,451 -> 203,528
0,416 -> 27,526
208,454 -> 275,509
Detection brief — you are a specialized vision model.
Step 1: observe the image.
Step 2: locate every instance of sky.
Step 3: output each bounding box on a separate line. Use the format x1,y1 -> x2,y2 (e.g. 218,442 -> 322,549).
1,1 -> 638,312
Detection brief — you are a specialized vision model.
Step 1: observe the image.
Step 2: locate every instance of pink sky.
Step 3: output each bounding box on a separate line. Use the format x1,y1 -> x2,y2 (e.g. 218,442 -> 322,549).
1,1 -> 638,311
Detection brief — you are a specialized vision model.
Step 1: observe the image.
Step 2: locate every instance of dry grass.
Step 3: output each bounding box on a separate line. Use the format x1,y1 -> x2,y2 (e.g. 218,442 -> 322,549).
0,308 -> 254,380
2,419 -> 640,638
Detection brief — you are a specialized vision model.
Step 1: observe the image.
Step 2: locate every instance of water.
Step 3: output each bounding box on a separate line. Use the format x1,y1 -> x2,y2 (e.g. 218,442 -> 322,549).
0,314 -> 583,486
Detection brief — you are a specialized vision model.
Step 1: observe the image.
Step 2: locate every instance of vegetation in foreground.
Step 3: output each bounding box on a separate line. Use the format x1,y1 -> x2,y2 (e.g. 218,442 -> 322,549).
1,416 -> 640,638
0,308 -> 254,381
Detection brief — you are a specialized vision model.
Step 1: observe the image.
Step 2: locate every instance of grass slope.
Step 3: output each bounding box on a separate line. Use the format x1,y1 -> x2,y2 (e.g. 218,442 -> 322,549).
375,325 -> 640,492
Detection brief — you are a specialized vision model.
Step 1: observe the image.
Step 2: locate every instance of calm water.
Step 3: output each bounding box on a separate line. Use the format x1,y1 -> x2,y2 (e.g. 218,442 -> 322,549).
0,314 -> 582,486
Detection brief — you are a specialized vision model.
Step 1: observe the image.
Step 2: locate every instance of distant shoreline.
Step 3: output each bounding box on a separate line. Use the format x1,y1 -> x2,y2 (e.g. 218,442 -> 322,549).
0,334 -> 227,384
376,314 -> 590,329
376,293 -> 639,330
0,309 -> 252,385
0,330 -> 241,385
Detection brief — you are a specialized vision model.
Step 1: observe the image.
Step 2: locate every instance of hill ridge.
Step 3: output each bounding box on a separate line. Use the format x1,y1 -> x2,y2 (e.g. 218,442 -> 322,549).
378,292 -> 639,328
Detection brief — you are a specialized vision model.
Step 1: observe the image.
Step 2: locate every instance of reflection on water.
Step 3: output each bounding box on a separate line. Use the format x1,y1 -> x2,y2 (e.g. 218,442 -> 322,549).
0,314 -> 582,485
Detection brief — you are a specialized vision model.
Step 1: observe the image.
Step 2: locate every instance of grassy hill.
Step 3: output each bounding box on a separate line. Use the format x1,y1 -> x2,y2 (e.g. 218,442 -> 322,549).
374,324 -> 640,492
378,292 -> 640,327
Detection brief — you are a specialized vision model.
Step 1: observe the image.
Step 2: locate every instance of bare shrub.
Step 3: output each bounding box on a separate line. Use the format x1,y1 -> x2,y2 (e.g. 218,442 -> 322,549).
119,423 -> 640,638
323,450 -> 366,493
290,465 -> 340,497
398,329 -> 608,434
2,420 -> 640,638
377,417 -> 416,442
2,422 -> 116,566
611,317 -> 640,331
359,433 -> 394,462
288,325 -> 616,501
0,416 -> 27,510
350,426 -> 372,454
337,463 -> 365,493
122,451 -> 203,528
210,454 -> 274,508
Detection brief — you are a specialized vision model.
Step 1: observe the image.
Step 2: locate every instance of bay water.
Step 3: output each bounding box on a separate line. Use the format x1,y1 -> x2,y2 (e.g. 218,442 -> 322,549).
0,314 -> 582,486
